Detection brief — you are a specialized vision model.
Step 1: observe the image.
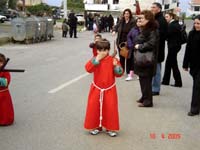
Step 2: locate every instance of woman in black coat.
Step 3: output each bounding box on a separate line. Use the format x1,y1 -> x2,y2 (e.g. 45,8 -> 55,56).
162,12 -> 182,87
134,10 -> 159,107
183,15 -> 200,116
112,9 -> 135,79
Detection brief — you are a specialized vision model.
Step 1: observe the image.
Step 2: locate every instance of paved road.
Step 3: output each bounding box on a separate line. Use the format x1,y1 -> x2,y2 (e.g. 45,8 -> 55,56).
0,22 -> 199,150
0,21 -> 11,37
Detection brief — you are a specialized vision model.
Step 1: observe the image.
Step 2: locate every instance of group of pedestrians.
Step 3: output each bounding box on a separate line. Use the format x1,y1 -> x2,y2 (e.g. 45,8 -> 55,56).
83,2 -> 200,137
86,14 -> 114,33
62,12 -> 78,38
113,3 -> 184,107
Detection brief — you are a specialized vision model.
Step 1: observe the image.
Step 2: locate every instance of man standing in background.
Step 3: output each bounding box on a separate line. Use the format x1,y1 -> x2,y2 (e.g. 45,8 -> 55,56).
151,2 -> 168,96
68,10 -> 78,38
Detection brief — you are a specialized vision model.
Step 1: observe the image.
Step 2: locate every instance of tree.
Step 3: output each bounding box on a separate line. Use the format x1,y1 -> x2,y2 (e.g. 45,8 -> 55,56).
8,0 -> 17,9
67,0 -> 84,12
26,3 -> 52,16
0,0 -> 7,10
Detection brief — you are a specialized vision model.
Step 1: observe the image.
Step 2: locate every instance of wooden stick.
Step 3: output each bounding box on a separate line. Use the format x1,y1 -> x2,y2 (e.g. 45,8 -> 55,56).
0,58 -> 10,72
2,69 -> 25,72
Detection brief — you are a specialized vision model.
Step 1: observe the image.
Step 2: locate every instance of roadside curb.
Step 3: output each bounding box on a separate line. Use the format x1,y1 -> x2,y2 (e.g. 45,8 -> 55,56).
0,36 -> 10,46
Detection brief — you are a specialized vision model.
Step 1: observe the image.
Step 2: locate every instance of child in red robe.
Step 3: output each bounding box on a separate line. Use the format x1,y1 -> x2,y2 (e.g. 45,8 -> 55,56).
89,34 -> 117,57
84,39 -> 123,137
0,53 -> 14,126
89,34 -> 102,57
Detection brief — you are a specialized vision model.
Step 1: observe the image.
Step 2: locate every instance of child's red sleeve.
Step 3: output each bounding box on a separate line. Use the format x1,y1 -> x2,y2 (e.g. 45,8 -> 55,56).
113,58 -> 124,77
85,58 -> 99,73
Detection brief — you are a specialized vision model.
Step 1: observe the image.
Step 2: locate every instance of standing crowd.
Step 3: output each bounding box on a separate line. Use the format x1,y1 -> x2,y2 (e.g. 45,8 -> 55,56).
83,2 -> 200,137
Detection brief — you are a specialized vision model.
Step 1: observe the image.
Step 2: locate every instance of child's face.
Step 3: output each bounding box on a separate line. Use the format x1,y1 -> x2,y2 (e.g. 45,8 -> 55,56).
94,36 -> 101,43
97,49 -> 109,55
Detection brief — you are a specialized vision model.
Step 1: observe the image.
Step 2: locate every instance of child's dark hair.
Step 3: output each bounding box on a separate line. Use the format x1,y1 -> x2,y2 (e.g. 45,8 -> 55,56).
95,34 -> 102,39
0,53 -> 6,63
96,39 -> 110,51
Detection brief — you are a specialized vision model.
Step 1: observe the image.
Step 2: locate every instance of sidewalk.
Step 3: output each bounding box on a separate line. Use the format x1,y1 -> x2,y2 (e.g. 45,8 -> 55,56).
0,33 -> 10,45
0,21 -> 63,45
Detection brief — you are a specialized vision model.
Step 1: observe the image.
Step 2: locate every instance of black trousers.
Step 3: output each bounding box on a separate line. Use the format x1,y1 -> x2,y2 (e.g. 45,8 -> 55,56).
162,46 -> 182,85
69,27 -> 77,38
126,50 -> 134,74
190,70 -> 200,113
139,76 -> 153,106
62,31 -> 67,37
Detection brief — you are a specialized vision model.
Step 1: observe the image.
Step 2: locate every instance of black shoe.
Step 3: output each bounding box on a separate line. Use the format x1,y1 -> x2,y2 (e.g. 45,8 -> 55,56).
136,99 -> 143,103
161,82 -> 169,85
170,84 -> 182,87
152,92 -> 159,96
138,103 -> 153,107
187,112 -> 199,116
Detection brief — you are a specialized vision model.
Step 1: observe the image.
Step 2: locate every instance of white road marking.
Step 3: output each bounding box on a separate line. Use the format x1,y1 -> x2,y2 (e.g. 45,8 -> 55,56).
48,73 -> 89,94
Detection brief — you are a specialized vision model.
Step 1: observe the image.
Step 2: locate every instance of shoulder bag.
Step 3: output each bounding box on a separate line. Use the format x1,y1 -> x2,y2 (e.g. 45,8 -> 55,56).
134,50 -> 154,67
119,42 -> 129,59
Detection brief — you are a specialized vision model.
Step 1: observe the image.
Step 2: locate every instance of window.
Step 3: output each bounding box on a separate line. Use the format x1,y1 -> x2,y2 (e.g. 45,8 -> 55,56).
194,6 -> 200,11
113,0 -> 119,4
102,0 -> 108,4
94,0 -> 102,4
164,4 -> 169,9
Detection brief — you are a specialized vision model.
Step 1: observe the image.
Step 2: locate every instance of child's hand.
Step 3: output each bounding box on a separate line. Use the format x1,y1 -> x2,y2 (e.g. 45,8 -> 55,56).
112,31 -> 116,36
135,44 -> 139,49
94,39 -> 99,43
113,58 -> 117,66
96,51 -> 108,61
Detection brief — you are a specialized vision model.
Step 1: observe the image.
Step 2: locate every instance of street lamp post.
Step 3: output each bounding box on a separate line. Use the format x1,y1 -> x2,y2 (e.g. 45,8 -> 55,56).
64,0 -> 67,18
23,0 -> 25,11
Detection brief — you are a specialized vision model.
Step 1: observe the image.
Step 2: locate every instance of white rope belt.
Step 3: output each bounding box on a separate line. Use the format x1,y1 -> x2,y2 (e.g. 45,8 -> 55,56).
92,81 -> 116,127
0,88 -> 8,93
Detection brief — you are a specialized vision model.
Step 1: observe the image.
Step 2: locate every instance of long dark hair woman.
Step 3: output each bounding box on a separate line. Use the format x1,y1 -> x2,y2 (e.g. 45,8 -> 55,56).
183,15 -> 200,116
112,9 -> 135,80
134,10 -> 159,107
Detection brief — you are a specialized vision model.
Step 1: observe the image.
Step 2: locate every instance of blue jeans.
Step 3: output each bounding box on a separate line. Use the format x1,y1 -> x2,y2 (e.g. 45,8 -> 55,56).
152,63 -> 161,93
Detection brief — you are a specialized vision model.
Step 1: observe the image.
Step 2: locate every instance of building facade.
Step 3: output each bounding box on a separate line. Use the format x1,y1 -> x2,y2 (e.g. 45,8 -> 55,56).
84,0 -> 179,12
188,0 -> 200,16
17,0 -> 43,6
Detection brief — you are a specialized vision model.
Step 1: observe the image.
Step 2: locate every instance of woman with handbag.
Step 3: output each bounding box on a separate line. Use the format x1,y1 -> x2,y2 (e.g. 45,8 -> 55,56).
134,10 -> 159,107
112,9 -> 135,80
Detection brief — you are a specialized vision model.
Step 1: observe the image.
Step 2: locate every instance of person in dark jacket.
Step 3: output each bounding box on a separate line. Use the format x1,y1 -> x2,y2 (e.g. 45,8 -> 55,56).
112,9 -> 135,80
108,14 -> 114,32
126,22 -> 140,81
68,12 -> 78,38
62,18 -> 68,38
162,12 -> 182,87
151,2 -> 168,96
183,15 -> 200,116
134,10 -> 159,107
